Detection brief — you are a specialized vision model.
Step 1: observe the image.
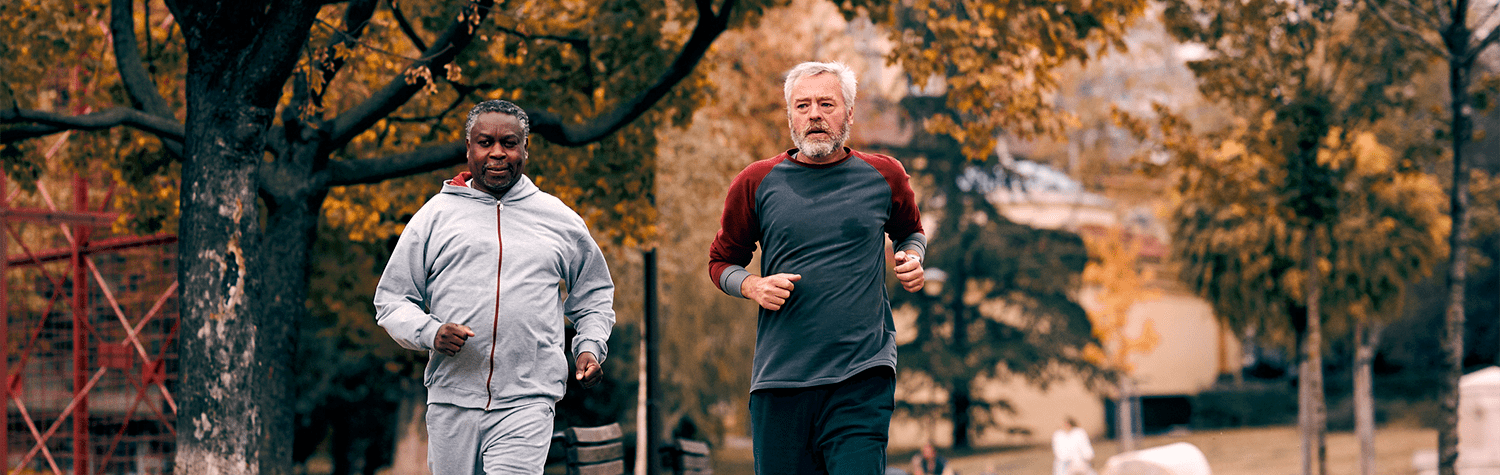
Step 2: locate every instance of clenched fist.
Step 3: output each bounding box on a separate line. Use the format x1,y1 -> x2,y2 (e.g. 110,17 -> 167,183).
894,251 -> 924,293
575,352 -> 603,388
434,323 -> 474,356
742,273 -> 802,311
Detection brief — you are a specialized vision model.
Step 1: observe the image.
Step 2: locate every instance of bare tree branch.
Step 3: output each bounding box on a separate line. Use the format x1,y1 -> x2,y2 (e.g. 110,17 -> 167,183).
1,124 -> 73,144
1426,0 -> 1451,26
327,140 -> 462,186
528,0 -> 737,146
110,0 -> 185,157
111,0 -> 174,117
327,0 -> 738,181
387,87 -> 478,123
1467,9 -> 1500,62
388,0 -> 429,52
322,0 -> 495,154
1,107 -> 185,143
492,24 -> 588,48
285,0 -> 379,148
1363,0 -> 1450,58
319,0 -> 380,87
1474,1 -> 1500,38
1392,0 -> 1446,34
488,24 -> 592,92
314,18 -> 426,62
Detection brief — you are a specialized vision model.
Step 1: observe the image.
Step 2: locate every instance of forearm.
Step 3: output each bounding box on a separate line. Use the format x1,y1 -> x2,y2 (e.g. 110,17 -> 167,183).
566,302 -> 615,363
373,263 -> 439,351
374,301 -> 442,351
566,235 -> 616,364
375,212 -> 438,351
896,232 -> 927,256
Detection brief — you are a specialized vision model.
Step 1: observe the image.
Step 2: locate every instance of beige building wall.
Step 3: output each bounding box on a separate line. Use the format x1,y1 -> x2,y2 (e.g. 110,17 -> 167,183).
1124,291 -> 1236,396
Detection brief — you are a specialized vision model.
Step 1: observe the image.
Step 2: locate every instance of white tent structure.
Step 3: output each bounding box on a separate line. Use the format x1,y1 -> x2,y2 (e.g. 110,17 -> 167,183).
1101,442 -> 1212,475
1458,366 -> 1500,474
1415,366 -> 1500,475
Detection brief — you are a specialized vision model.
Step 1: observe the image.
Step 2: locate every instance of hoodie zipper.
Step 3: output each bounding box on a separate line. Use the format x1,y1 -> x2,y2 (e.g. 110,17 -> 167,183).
484,202 -> 503,410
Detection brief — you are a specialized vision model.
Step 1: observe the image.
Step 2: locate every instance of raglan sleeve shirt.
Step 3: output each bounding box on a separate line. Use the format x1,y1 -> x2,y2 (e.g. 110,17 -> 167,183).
707,150 -> 926,390
880,155 -> 927,258
708,160 -> 775,298
708,152 -> 926,298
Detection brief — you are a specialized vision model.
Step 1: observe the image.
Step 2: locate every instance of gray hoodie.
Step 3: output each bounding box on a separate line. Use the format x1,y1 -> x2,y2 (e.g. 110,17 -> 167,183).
375,173 -> 615,410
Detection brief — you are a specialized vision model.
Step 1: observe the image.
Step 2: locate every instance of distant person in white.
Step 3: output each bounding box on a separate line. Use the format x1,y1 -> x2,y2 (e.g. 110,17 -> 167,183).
1052,416 -> 1096,475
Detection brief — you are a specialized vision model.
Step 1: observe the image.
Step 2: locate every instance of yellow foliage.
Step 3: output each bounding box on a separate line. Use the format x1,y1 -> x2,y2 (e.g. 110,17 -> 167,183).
1082,228 -> 1162,374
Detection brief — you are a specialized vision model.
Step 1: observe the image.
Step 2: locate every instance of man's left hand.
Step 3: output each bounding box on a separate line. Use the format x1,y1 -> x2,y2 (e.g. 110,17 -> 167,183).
894,251 -> 925,293
575,352 -> 603,388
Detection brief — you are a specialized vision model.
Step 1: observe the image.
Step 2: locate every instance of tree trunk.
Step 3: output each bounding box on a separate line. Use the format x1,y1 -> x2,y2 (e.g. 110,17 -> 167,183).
1117,378 -> 1136,453
1438,4 -> 1474,473
1354,319 -> 1380,475
949,264 -> 971,449
167,1 -> 315,473
1295,320 -> 1308,475
1299,232 -> 1326,475
947,215 -> 973,450
174,96 -> 278,474
951,380 -> 971,449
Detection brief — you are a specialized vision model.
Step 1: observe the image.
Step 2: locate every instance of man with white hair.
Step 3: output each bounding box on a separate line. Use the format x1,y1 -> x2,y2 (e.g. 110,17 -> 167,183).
709,61 -> 927,474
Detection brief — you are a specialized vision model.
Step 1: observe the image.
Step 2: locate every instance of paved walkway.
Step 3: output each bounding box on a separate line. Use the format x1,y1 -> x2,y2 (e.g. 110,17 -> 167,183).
940,425 -> 1436,475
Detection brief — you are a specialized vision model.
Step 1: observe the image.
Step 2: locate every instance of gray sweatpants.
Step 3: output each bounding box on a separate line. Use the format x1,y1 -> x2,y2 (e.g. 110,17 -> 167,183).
425,401 -> 555,475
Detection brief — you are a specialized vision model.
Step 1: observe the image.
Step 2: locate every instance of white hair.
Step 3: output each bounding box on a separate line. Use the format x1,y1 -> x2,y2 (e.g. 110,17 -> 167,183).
783,61 -> 857,109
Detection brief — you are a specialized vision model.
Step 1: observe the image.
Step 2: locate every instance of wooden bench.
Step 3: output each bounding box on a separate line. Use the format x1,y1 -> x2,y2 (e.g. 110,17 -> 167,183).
663,438 -> 712,475
553,423 -> 626,475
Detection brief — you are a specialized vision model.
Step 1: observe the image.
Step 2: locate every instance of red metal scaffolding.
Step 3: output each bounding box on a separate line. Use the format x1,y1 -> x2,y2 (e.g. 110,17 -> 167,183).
2,175 -> 179,475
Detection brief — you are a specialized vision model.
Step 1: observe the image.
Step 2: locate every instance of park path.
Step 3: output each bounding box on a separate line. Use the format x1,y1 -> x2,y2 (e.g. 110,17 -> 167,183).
943,425 -> 1436,475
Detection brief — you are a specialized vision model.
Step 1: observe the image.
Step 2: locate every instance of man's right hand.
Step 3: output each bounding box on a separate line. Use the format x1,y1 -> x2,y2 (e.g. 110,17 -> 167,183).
435,323 -> 475,356
741,273 -> 801,311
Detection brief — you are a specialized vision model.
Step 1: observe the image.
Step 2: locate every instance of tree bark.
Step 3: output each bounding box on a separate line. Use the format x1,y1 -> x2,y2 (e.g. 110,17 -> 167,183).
174,100 -> 280,475
950,380 -> 971,449
949,242 -> 971,450
1299,231 -> 1326,475
1438,4 -> 1474,475
167,1 -> 316,473
1354,319 -> 1380,475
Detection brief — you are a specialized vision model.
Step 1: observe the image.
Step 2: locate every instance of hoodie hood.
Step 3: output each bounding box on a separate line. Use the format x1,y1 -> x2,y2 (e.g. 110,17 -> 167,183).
444,171 -> 540,204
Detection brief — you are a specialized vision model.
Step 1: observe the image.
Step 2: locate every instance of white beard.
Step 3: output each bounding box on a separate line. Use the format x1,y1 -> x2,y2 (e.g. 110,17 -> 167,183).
791,120 -> 850,159
796,136 -> 839,158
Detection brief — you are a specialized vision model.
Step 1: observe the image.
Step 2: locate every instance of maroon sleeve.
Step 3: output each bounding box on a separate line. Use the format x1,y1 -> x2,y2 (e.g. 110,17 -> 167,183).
708,158 -> 779,291
859,152 -> 924,243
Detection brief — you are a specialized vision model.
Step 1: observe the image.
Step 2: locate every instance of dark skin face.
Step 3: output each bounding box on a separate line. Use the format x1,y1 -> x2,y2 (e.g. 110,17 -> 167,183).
466,112 -> 529,199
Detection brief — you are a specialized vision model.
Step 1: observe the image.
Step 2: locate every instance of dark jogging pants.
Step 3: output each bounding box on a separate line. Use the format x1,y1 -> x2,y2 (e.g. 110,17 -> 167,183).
749,366 -> 896,475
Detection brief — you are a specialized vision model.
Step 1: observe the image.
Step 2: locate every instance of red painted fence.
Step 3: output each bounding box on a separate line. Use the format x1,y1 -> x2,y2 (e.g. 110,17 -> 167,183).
3,175 -> 179,475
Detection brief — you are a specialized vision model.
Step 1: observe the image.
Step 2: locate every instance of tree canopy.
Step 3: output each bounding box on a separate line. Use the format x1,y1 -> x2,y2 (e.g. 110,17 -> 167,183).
840,0 -> 1149,160
1117,1 -> 1449,473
